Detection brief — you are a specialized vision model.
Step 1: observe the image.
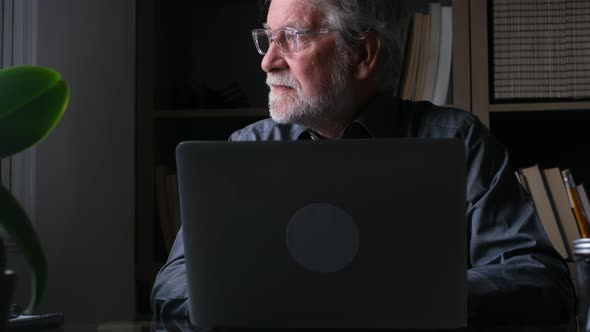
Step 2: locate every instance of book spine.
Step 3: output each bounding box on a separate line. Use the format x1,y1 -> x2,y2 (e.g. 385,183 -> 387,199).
432,6 -> 453,106
562,169 -> 590,238
522,165 -> 569,258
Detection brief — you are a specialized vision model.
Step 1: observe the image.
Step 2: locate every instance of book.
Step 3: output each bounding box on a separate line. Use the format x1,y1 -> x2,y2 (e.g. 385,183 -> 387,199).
420,3 -> 442,102
521,165 -> 569,259
414,11 -> 431,101
400,13 -> 425,100
543,167 -> 580,257
561,169 -> 590,239
432,5 -> 453,106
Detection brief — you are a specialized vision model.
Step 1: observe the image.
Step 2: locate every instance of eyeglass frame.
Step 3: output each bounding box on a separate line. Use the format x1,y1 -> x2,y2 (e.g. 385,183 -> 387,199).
251,26 -> 339,55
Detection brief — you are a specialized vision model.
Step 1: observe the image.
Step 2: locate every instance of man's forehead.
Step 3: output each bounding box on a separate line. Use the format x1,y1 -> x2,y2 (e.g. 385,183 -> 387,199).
266,0 -> 325,29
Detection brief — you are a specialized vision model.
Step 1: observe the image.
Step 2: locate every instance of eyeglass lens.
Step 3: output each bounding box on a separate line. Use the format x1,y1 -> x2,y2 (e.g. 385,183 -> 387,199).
255,31 -> 271,54
254,29 -> 295,54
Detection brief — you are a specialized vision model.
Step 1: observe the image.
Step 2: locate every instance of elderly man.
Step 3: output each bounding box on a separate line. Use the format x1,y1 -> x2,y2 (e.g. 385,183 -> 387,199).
152,0 -> 575,325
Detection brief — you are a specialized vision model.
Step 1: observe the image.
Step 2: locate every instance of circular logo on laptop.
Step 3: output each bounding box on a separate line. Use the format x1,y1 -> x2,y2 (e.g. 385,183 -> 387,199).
286,203 -> 359,273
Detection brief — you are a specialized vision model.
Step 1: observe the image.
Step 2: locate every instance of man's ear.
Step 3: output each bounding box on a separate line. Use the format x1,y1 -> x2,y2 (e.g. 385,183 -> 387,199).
353,31 -> 381,81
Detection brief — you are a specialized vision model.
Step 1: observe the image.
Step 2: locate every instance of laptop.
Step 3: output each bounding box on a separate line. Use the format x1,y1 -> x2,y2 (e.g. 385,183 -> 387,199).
176,138 -> 467,329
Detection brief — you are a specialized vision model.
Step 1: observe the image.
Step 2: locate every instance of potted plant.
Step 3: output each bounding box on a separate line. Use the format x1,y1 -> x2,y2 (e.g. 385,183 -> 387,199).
0,65 -> 69,329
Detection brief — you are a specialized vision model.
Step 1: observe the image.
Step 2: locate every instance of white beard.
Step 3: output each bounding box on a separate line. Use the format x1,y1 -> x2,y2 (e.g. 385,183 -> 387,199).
266,52 -> 351,131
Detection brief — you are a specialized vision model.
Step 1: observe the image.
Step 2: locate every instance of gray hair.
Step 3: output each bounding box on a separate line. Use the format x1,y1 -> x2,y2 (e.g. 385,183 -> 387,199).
306,0 -> 411,94
263,0 -> 411,93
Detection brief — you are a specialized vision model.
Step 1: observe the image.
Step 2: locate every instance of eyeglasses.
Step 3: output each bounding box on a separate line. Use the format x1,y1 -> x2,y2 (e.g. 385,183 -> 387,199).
251,27 -> 338,55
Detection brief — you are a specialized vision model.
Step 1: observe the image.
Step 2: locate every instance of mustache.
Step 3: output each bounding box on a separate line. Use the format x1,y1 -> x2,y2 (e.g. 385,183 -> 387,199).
266,73 -> 299,89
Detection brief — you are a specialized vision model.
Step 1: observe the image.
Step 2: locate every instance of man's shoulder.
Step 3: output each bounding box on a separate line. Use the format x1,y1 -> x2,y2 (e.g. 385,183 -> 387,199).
399,99 -> 480,138
403,99 -> 477,129
229,118 -> 303,141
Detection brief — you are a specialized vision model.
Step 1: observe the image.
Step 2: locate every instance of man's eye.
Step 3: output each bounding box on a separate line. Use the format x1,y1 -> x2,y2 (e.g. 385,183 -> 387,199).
295,33 -> 311,43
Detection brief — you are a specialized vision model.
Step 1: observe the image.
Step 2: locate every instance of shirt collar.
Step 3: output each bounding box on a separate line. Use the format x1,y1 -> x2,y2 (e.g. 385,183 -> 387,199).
353,94 -> 404,138
294,94 -> 404,140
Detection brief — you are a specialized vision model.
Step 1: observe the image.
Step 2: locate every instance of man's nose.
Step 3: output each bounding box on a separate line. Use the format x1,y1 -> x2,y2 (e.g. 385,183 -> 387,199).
261,42 -> 287,73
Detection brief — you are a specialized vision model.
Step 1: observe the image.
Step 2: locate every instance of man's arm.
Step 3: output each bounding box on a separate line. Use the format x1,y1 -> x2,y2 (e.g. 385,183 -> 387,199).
463,116 -> 575,324
151,227 -> 190,319
151,131 -> 253,319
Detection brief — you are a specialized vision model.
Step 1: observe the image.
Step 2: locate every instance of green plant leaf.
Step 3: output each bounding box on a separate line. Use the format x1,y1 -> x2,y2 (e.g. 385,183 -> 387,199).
0,184 -> 47,314
0,65 -> 68,313
0,66 -> 69,158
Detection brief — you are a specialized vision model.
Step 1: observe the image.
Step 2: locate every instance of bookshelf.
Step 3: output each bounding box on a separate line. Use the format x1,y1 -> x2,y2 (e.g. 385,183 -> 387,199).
468,0 -> 590,184
464,0 -> 590,268
135,0 -> 268,313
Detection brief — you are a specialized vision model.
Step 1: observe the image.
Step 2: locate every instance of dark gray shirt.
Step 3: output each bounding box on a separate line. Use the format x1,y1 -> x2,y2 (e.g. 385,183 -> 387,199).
152,95 -> 575,324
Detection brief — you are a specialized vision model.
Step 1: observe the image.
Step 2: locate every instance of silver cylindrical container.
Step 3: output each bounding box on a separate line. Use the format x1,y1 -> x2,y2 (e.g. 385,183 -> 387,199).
575,238 -> 590,332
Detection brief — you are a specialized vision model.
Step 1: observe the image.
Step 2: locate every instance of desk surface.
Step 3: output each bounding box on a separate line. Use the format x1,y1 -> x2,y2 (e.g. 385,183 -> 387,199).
48,319 -> 575,332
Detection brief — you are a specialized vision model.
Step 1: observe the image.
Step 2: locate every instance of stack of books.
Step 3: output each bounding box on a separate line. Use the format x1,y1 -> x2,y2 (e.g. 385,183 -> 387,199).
517,165 -> 590,260
399,2 -> 453,106
491,0 -> 590,100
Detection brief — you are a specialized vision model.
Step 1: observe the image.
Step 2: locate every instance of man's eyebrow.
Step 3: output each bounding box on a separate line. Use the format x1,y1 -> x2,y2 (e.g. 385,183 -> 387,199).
262,22 -> 308,30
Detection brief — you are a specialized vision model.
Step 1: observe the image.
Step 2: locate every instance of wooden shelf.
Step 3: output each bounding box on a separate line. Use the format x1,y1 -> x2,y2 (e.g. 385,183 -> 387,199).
154,107 -> 268,119
488,101 -> 590,113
